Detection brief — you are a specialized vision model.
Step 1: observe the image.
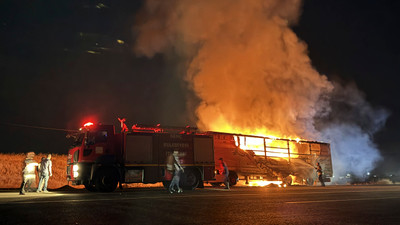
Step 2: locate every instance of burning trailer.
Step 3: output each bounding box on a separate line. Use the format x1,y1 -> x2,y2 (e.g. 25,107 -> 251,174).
209,132 -> 332,187
66,122 -> 332,192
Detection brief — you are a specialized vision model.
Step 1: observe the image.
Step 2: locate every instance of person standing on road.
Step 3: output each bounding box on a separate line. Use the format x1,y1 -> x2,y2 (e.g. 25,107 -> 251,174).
315,162 -> 325,187
169,151 -> 184,194
219,158 -> 230,189
37,154 -> 52,193
37,157 -> 46,191
20,152 -> 38,195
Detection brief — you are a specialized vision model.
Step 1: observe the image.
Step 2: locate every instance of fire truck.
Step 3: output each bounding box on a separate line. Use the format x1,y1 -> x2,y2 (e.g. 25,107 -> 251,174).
67,123 -> 333,192
66,123 -> 215,192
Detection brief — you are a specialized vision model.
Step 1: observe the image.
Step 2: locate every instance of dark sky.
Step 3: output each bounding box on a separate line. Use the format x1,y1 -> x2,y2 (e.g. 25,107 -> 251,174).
294,0 -> 400,173
0,0 -> 399,173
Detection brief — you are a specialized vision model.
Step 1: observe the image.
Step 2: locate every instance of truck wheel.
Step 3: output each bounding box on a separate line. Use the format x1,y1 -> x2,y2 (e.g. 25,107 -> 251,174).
84,182 -> 97,192
95,169 -> 119,192
181,169 -> 200,190
229,172 -> 238,186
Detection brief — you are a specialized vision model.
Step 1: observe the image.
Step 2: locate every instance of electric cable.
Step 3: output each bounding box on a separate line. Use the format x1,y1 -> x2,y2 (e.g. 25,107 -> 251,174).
0,122 -> 78,132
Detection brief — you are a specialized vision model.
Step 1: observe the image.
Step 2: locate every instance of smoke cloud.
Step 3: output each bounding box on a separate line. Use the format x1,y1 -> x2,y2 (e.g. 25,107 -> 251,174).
317,81 -> 389,178
133,0 -> 388,179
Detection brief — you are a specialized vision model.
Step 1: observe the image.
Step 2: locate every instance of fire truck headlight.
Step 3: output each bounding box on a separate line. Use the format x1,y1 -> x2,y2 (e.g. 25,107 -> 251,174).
73,165 -> 79,172
73,171 -> 79,178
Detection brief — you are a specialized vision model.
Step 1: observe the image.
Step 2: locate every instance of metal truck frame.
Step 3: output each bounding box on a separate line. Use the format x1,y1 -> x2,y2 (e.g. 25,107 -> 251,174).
209,132 -> 333,187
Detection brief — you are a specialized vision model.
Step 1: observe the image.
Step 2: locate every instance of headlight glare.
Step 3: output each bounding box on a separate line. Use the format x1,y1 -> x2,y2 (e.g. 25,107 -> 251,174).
73,165 -> 79,172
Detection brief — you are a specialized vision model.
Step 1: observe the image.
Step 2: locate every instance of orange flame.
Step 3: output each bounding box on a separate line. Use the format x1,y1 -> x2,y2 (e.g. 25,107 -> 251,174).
233,135 -> 301,159
248,180 -> 285,188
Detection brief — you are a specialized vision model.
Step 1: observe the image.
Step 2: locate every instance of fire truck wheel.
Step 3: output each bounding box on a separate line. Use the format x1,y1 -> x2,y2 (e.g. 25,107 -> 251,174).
181,169 -> 201,190
229,172 -> 238,186
84,182 -> 97,192
95,168 -> 119,192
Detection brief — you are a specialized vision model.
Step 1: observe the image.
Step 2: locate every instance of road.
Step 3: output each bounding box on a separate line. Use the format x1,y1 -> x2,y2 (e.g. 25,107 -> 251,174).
1,185 -> 400,225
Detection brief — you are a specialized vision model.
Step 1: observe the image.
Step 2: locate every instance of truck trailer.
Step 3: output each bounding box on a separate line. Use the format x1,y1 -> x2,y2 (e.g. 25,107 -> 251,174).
67,123 -> 333,192
208,132 -> 333,187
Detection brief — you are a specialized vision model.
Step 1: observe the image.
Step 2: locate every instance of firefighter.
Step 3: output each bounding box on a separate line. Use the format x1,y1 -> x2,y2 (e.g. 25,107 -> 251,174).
169,151 -> 184,193
219,158 -> 230,189
37,157 -> 46,190
19,152 -> 38,195
315,162 -> 325,187
118,118 -> 129,132
37,154 -> 53,193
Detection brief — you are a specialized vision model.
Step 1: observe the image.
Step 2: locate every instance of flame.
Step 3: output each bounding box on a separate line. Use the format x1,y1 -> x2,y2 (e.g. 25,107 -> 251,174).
134,0 -> 333,143
289,175 -> 300,185
233,135 -> 301,159
248,180 -> 285,188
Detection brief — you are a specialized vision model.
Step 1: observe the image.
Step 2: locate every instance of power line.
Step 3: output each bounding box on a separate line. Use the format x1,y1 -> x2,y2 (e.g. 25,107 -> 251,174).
0,122 -> 78,132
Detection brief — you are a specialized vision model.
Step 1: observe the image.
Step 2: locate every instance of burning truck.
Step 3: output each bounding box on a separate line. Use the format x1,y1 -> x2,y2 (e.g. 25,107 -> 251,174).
209,132 -> 332,187
66,122 -> 332,192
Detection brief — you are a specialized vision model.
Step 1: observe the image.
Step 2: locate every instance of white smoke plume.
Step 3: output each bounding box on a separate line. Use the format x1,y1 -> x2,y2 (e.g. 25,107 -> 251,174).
316,81 -> 389,179
133,0 -> 388,179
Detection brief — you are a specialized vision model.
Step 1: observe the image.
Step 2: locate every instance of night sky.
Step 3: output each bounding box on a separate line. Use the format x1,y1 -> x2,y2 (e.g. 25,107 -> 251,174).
1,1 -> 399,175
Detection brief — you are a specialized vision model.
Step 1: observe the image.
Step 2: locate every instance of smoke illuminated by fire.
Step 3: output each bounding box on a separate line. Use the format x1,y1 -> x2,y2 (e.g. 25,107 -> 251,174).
134,0 -> 388,179
134,0 -> 332,140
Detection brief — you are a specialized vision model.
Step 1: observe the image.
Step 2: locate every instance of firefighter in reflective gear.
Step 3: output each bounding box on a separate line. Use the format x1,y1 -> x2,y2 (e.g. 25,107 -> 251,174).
315,162 -> 325,187
37,154 -> 52,192
169,151 -> 184,193
19,152 -> 38,195
219,158 -> 229,189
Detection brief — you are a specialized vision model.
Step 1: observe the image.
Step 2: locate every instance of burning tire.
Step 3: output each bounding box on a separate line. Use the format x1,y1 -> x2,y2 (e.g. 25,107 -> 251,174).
95,168 -> 119,192
181,168 -> 201,190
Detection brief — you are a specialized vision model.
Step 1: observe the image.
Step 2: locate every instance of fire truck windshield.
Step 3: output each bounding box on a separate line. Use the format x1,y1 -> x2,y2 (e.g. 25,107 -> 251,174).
86,130 -> 108,145
69,133 -> 85,147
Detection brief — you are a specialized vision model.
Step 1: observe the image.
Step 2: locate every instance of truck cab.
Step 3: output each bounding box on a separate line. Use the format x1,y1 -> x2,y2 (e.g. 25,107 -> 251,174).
67,123 -> 122,191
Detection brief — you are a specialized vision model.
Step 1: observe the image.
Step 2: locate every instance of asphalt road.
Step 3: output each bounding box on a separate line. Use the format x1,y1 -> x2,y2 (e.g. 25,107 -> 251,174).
1,185 -> 400,225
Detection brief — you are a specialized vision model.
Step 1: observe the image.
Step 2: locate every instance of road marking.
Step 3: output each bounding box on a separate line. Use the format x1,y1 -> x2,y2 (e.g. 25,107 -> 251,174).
286,196 -> 400,204
0,193 -> 65,198
0,193 -> 260,205
280,189 -> 400,196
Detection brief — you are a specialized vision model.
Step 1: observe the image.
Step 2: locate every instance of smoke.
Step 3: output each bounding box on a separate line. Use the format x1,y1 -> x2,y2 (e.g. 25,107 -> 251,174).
133,0 -> 388,178
316,81 -> 389,179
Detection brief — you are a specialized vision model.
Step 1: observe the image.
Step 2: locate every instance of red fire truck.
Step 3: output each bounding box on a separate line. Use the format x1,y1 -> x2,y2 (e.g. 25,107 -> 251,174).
67,123 -> 333,192
66,123 -> 215,192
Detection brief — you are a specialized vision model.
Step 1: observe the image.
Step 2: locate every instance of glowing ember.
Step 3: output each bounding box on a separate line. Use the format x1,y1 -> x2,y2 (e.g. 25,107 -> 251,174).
289,175 -> 301,185
248,180 -> 285,188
